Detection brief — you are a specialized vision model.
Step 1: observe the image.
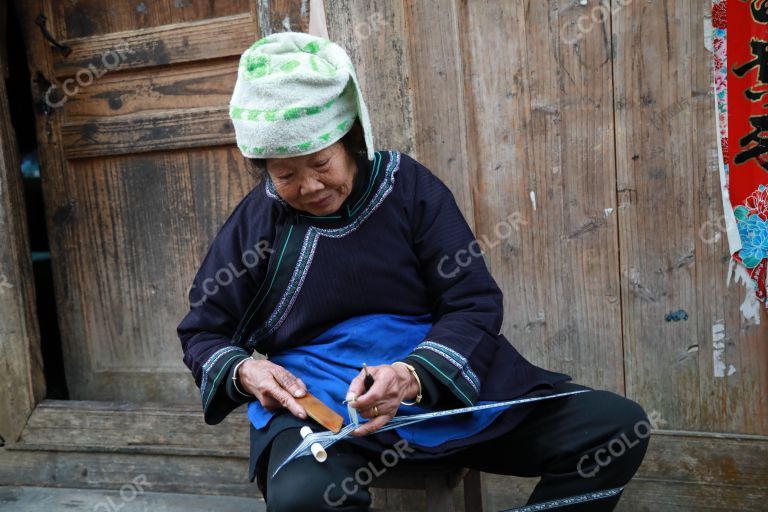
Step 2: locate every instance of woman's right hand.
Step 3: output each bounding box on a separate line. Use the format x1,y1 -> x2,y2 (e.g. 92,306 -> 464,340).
237,359 -> 307,419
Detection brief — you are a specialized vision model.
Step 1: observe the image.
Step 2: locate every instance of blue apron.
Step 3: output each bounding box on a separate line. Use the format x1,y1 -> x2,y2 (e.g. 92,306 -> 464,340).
247,313 -> 506,447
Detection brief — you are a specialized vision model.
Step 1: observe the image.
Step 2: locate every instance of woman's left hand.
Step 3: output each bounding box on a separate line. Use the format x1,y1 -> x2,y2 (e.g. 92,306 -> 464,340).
345,364 -> 419,436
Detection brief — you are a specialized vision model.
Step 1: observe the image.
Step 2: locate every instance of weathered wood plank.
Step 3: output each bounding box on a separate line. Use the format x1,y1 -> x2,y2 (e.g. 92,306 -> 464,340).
60,106 -> 233,159
690,0 -> 768,435
0,448 -> 257,497
613,0 -> 768,433
50,14 -> 256,78
614,0 -> 701,432
0,26 -> 45,443
399,0 -> 475,226
13,400 -> 250,452
4,402 -> 767,511
48,0 -> 250,40
325,0 -> 416,162
0,486 -> 265,512
48,147 -> 254,403
459,0 -> 624,392
60,58 -> 238,121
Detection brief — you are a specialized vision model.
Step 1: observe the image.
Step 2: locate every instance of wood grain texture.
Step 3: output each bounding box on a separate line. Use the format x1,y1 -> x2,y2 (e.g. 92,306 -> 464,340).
0,34 -> 46,444
460,0 -> 624,392
60,106 -> 234,158
49,14 -> 256,78
60,58 -> 238,121
0,449 -> 259,497
6,0 -> 768,508
13,399 -> 251,452
5,401 -> 766,509
49,0 -> 250,40
688,0 -> 768,435
325,0 -> 416,160
613,0 -> 768,434
400,0 -> 475,224
13,0 -> 262,402
52,148 -> 254,402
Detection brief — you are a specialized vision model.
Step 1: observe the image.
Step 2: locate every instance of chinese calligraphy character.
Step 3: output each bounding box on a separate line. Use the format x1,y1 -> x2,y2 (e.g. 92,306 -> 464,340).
745,84 -> 768,105
734,114 -> 768,171
747,0 -> 768,23
733,38 -> 768,84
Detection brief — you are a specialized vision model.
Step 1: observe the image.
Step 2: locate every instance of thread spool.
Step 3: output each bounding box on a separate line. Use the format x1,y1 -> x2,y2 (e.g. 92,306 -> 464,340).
300,426 -> 327,463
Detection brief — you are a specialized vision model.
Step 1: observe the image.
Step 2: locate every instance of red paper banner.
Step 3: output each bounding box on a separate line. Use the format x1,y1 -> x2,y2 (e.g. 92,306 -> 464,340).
725,0 -> 768,303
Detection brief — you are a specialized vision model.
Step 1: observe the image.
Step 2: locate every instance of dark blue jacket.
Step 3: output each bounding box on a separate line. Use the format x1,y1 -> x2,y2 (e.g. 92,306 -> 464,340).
177,150 -> 569,427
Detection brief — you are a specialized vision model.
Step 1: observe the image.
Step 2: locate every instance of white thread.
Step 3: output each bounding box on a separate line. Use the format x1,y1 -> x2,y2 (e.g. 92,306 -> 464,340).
271,389 -> 590,477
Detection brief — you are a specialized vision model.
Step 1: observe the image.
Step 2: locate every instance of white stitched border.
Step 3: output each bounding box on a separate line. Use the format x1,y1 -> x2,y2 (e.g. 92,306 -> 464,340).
248,151 -> 400,346
414,345 -> 480,395
500,486 -> 624,511
420,340 -> 481,388
200,345 -> 247,401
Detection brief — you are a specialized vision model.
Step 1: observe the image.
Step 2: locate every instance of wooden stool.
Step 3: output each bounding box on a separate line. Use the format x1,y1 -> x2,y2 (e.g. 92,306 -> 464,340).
371,461 -> 483,512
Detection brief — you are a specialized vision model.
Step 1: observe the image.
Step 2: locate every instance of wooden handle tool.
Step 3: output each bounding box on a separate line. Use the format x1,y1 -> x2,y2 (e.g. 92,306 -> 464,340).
295,392 -> 344,433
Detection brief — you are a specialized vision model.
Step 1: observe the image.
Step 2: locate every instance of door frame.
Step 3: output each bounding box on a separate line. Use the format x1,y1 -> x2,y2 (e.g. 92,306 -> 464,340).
0,0 -> 46,445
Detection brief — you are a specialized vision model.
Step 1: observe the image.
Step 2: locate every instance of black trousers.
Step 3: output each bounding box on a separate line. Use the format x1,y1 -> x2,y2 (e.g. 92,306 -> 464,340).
264,383 -> 650,511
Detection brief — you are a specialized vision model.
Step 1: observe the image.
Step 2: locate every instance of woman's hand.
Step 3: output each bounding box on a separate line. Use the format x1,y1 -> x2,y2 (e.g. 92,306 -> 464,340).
345,364 -> 419,436
237,359 -> 307,419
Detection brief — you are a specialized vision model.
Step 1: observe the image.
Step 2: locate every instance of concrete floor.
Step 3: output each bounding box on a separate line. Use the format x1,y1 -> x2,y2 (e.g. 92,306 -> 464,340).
0,486 -> 266,511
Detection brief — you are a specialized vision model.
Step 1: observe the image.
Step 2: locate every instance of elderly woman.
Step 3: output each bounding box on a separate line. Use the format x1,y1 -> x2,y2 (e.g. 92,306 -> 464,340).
177,32 -> 649,511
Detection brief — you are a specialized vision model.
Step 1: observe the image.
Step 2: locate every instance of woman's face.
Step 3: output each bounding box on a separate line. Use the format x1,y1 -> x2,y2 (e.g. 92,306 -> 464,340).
266,141 -> 357,216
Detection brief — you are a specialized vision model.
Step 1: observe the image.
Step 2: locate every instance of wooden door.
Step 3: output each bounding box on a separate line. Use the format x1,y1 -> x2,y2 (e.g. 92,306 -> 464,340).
8,0 -> 767,509
13,0 -> 273,403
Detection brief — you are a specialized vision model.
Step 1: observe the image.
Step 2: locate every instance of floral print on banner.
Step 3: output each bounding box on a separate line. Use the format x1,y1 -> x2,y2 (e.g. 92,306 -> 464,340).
713,0 -> 768,309
713,0 -> 728,161
735,185 -> 768,271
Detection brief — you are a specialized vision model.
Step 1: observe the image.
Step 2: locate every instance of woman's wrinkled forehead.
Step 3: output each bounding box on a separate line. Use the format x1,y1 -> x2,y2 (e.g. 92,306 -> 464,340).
266,144 -> 337,172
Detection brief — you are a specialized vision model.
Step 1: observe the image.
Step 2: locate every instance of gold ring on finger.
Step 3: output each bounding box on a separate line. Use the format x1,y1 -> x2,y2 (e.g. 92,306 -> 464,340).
373,405 -> 379,417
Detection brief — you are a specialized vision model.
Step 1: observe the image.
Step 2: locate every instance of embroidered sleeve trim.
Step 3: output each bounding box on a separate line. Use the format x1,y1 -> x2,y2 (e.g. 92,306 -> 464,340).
406,354 -> 475,407
414,340 -> 481,392
200,345 -> 250,411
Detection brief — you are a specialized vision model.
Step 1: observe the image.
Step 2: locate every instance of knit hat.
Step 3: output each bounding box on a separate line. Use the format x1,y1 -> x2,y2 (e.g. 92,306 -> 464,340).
229,31 -> 375,161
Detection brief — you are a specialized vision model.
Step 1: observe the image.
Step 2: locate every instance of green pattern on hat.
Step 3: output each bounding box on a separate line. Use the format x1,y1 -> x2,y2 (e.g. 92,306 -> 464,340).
280,59 -> 300,73
302,41 -> 321,53
229,84 -> 353,122
236,116 -> 354,158
229,32 -> 374,160
242,54 -> 270,79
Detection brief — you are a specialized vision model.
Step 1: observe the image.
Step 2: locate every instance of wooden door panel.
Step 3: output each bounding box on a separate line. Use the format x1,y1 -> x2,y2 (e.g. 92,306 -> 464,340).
50,14 -> 256,78
60,106 -> 233,159
16,0 -> 261,402
456,0 -> 625,392
62,59 -> 237,120
49,1 -> 251,40
54,149 -> 251,402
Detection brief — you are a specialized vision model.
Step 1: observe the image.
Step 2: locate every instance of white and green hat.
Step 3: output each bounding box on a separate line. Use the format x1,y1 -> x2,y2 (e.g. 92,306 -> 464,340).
229,31 -> 374,161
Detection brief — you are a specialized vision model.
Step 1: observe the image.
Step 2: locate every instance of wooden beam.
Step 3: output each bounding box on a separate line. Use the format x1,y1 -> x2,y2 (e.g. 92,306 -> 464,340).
50,14 -> 257,78
60,106 -> 234,159
3,401 -> 767,510
0,7 -> 45,444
